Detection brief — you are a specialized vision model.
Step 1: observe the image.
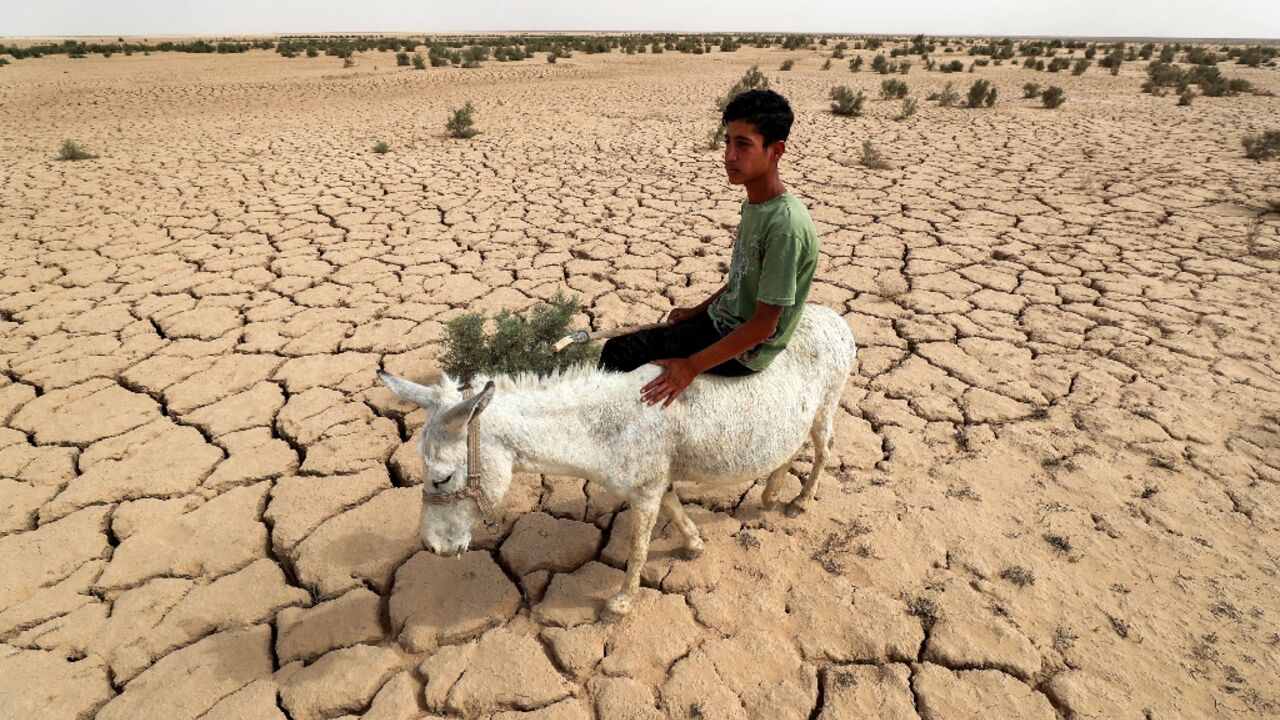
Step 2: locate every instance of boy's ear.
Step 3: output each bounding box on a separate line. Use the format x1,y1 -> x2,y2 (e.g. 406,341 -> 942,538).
769,140 -> 787,163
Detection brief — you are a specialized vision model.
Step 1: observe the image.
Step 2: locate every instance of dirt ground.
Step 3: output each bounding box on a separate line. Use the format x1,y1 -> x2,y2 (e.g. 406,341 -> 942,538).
1,42 -> 1279,720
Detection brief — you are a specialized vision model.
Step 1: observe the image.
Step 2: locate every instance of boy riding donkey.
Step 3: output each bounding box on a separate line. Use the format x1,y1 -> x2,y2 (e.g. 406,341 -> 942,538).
598,89 -> 820,406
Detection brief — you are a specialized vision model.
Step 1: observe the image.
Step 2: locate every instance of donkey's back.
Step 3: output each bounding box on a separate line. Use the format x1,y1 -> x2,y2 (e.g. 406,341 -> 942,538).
654,304 -> 856,484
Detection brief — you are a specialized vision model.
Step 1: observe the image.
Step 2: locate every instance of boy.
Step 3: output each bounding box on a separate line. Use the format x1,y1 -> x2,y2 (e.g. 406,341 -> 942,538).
597,89 -> 820,408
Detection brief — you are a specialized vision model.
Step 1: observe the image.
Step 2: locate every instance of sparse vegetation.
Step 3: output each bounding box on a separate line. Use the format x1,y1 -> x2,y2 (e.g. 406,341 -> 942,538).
829,86 -> 865,116
1000,566 -> 1036,587
342,55 -> 355,68
446,102 -> 479,139
860,140 -> 891,169
717,65 -> 770,111
1023,82 -> 1041,99
821,58 -> 831,70
1178,88 -> 1195,106
396,51 -> 410,66
57,140 -> 96,161
936,81 -> 960,107
896,97 -> 918,120
1072,58 -> 1091,75
848,56 -> 863,72
779,59 -> 794,71
1043,533 -> 1073,553
1042,86 -> 1066,108
372,141 -> 390,154
940,59 -> 964,73
1243,131 -> 1280,160
441,293 -> 597,386
411,52 -> 426,70
880,78 -> 908,99
966,79 -> 997,107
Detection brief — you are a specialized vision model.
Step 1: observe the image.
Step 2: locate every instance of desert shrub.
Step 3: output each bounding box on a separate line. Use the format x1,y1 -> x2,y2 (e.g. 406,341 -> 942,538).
447,102 -> 479,138
57,140 -> 96,161
860,140 -> 890,169
896,97 -> 918,120
343,56 -> 356,68
441,293 -> 597,386
373,141 -> 390,154
1047,57 -> 1069,72
1178,88 -> 1195,105
1072,58 -> 1091,75
546,52 -> 558,63
396,51 -> 410,66
966,79 -> 996,107
717,65 -> 770,111
829,86 -> 865,116
306,47 -> 318,58
940,59 -> 964,73
1242,131 -> 1280,161
821,58 -> 831,70
1023,82 -> 1041,98
848,56 -> 863,72
880,78 -> 908,99
779,59 -> 794,71
411,53 -> 426,69
871,54 -> 889,74
937,81 -> 960,107
1041,85 -> 1066,108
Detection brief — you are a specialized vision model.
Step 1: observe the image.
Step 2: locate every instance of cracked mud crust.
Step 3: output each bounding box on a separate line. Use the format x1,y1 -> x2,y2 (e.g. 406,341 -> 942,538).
1,42 -> 1279,720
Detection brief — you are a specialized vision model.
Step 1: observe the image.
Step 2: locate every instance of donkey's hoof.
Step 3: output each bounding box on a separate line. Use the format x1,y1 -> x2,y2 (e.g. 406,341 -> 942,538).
601,594 -> 633,622
783,501 -> 807,518
680,541 -> 705,561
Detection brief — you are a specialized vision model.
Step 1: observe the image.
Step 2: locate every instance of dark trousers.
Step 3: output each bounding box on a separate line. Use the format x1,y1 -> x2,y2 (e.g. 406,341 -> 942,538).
597,309 -> 758,376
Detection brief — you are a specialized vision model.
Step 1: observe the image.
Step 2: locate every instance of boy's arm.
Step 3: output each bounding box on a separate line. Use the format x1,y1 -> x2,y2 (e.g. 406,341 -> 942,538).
687,301 -> 781,374
641,301 -> 781,408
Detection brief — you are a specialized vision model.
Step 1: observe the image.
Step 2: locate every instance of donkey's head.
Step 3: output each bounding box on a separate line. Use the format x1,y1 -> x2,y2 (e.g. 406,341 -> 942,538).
376,370 -> 508,556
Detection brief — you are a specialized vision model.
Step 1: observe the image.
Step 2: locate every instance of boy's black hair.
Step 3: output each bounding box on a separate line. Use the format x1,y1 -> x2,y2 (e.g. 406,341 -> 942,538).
721,89 -> 794,147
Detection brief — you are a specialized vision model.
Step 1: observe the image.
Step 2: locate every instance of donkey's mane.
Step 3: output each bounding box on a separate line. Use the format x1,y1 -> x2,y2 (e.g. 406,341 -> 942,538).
466,362 -> 615,395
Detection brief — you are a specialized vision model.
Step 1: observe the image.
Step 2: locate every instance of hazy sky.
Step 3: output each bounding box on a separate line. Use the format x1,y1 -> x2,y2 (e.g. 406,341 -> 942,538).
3,0 -> 1278,39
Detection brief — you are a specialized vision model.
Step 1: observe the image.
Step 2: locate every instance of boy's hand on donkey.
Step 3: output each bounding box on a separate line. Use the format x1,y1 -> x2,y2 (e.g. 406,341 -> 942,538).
642,358 -> 697,409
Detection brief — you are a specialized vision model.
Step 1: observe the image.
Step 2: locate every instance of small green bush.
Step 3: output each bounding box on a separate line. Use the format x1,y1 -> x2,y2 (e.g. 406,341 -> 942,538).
860,140 -> 890,169
447,102 -> 479,139
57,140 -> 96,161
1023,82 -> 1041,98
343,56 -> 355,68
441,293 -> 598,386
1242,130 -> 1280,160
717,65 -> 770,111
396,52 -> 410,66
1042,86 -> 1066,108
306,47 -> 318,58
880,78 -> 908,99
547,52 -> 558,64
373,141 -> 390,154
871,54 -> 889,74
779,59 -> 794,71
829,86 -> 866,116
411,52 -> 426,69
1072,58 -> 1091,75
940,59 -> 964,73
937,81 -> 960,107
821,58 -> 831,70
896,97 -> 918,120
967,79 -> 996,107
1178,88 -> 1195,105
848,56 -> 863,72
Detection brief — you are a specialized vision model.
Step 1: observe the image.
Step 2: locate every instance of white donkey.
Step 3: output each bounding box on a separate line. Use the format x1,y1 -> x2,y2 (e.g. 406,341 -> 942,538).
378,303 -> 856,619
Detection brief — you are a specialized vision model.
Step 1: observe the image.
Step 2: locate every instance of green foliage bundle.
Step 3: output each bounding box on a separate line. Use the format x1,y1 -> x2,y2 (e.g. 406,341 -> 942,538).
1041,86 -> 1066,108
880,78 -> 908,99
441,293 -> 599,386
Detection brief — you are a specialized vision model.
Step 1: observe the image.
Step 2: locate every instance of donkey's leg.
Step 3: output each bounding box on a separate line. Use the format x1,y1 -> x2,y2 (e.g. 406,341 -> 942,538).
603,493 -> 662,621
661,489 -> 704,560
761,449 -> 803,511
786,402 -> 838,518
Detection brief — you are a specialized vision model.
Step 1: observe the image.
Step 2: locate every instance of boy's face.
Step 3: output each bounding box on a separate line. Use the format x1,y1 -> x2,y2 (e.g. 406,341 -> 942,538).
723,119 -> 784,186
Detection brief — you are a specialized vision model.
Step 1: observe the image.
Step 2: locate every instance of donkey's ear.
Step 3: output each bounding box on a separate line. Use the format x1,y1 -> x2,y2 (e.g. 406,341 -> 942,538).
377,370 -> 448,408
437,380 -> 496,434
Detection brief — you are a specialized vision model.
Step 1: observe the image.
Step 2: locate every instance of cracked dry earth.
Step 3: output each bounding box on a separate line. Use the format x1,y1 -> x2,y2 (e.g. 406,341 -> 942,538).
1,43 -> 1279,720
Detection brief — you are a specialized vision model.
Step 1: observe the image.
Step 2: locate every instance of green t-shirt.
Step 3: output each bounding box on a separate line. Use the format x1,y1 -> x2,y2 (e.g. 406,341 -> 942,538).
708,191 -> 819,371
